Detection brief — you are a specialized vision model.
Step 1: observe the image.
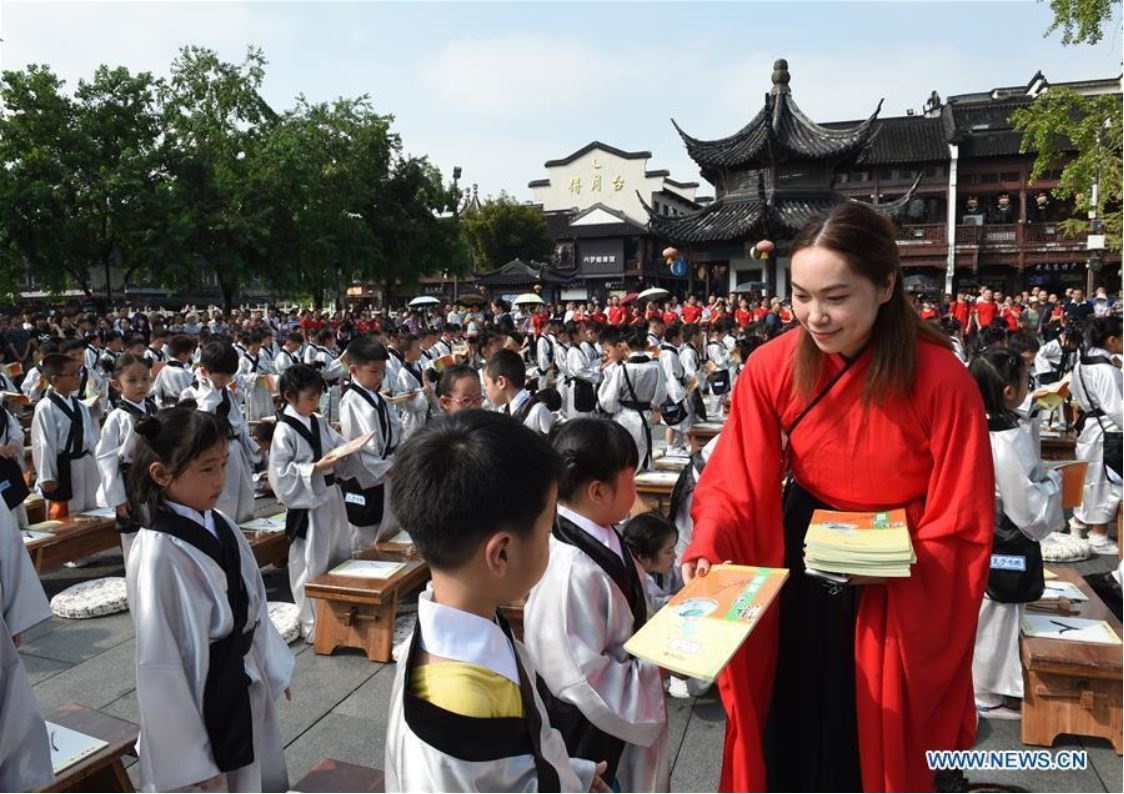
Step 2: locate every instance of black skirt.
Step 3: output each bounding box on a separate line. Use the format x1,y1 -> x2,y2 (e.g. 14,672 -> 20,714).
763,480 -> 863,792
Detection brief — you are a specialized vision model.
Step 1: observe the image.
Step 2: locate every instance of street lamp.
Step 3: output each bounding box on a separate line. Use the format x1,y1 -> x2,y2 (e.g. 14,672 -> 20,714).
452,166 -> 462,302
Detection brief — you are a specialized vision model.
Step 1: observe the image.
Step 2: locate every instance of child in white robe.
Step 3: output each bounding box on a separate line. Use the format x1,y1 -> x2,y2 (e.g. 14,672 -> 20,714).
303,330 -> 346,423
484,349 -> 555,436
969,348 -> 1063,720
0,502 -> 54,791
658,325 -> 691,456
95,354 -> 157,553
268,364 -> 364,641
385,410 -> 606,793
238,331 -> 277,422
180,342 -> 259,524
1,404 -> 29,527
339,336 -> 402,553
151,334 -> 196,408
124,407 -> 294,792
597,327 -> 666,471
394,334 -> 432,438
564,322 -> 601,419
31,354 -> 100,519
524,418 -> 671,792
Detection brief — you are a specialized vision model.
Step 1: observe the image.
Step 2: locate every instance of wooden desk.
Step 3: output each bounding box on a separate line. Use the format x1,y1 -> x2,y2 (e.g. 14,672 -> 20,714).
294,758 -> 384,793
632,470 -> 680,517
25,516 -> 119,573
305,551 -> 430,663
687,421 -> 724,449
25,493 -> 46,524
1021,567 -> 1123,754
243,529 -> 288,569
498,597 -> 527,642
40,702 -> 139,793
1040,435 -> 1077,461
653,455 -> 690,473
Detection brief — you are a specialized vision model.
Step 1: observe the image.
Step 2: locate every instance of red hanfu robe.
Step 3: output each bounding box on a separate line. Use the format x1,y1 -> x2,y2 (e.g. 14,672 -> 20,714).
686,328 -> 994,792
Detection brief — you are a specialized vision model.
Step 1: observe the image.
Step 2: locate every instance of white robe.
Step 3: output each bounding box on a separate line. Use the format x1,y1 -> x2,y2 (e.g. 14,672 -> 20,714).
563,344 -> 600,419
597,358 -> 666,471
385,587 -> 596,793
1071,347 -> 1123,524
180,381 -> 258,523
268,408 -> 362,639
524,535 -> 671,793
0,505 -> 54,790
2,408 -> 28,528
152,361 -> 194,408
304,346 -> 345,423
126,511 -> 295,792
272,349 -> 302,380
238,351 -> 276,422
19,366 -> 46,402
31,391 -> 100,514
973,423 -> 1063,700
338,385 -> 403,551
508,389 -> 554,436
658,343 -> 691,434
395,364 -> 430,438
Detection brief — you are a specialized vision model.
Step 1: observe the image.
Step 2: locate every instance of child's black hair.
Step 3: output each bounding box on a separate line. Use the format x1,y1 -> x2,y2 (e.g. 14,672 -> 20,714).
113,352 -> 149,377
1085,315 -> 1122,349
316,328 -> 335,345
390,410 -> 562,570
127,408 -> 231,523
346,335 -> 389,365
622,510 -> 678,560
437,363 -> 478,398
550,417 -> 639,502
598,325 -> 625,347
1007,331 -> 1040,357
125,334 -> 148,351
286,331 -> 304,346
485,349 -> 526,389
41,353 -> 77,378
979,324 -> 1008,350
251,419 -> 276,446
245,330 -> 264,346
279,364 -> 324,402
60,338 -> 86,356
969,348 -> 1025,420
663,323 -> 683,343
169,334 -> 196,358
533,387 -> 563,412
199,341 -> 239,375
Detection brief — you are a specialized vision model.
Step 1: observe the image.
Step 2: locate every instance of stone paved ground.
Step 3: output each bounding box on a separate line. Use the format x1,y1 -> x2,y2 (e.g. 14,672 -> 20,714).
18,493 -> 1122,792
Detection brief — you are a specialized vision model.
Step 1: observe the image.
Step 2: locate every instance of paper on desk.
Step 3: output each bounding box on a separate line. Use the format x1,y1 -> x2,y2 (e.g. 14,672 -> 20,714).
329,559 -> 406,580
241,513 -> 287,533
1038,581 -> 1089,602
635,471 -> 682,487
45,721 -> 108,775
77,507 -> 116,520
22,530 -> 53,544
1021,614 -> 1122,644
27,520 -> 63,532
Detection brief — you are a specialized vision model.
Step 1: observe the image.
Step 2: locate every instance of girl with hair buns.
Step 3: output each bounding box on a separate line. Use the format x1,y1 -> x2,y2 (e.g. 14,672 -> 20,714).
683,202 -> 994,791
125,408 -> 294,793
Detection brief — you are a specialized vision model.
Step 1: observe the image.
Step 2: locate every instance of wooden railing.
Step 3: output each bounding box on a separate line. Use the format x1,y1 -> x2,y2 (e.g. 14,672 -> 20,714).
897,223 -> 1089,249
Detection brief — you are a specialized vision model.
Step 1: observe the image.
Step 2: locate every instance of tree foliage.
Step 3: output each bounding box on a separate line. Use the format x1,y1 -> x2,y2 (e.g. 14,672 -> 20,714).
461,192 -> 553,271
1042,0 -> 1121,45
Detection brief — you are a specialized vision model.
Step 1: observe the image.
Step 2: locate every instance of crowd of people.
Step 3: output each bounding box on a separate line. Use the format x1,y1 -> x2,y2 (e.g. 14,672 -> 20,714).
1,203 -> 1121,793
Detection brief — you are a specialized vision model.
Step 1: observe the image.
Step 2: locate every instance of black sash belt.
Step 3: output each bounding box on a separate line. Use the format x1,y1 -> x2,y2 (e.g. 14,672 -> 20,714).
278,414 -> 335,540
45,392 -> 89,503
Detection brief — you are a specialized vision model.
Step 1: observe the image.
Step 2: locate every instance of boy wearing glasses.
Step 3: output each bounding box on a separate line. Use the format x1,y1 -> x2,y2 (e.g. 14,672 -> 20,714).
437,364 -> 484,415
339,335 -> 403,552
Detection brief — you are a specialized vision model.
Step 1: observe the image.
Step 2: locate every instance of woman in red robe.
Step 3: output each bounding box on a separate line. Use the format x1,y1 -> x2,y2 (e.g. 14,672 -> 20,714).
684,203 -> 994,792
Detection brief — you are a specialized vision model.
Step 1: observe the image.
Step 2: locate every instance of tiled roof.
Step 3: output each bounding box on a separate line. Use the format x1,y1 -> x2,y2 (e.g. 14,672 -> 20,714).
474,258 -> 571,286
822,115 -> 949,164
544,141 -> 652,168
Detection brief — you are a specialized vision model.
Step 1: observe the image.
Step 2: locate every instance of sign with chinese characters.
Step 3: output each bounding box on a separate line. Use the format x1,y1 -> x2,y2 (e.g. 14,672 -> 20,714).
577,238 -> 625,276
569,158 -> 626,195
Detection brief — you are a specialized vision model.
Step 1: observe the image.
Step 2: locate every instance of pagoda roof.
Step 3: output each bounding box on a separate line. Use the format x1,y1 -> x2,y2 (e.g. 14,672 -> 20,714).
644,176 -> 922,244
474,258 -> 570,286
672,59 -> 882,175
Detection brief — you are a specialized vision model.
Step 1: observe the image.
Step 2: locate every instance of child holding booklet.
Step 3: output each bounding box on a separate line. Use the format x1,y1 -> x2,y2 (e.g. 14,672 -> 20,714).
385,410 -> 607,793
269,364 -> 366,641
524,417 -> 670,792
969,347 -> 1063,720
125,408 -> 294,792
31,353 -> 100,519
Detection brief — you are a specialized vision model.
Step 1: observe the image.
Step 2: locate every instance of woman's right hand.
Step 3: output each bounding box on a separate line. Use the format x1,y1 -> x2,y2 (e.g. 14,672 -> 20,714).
681,557 -> 712,585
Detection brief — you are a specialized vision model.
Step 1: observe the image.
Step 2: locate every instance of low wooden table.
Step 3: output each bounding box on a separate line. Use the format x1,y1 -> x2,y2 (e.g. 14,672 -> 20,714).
632,470 -> 680,517
294,758 -> 384,792
40,702 -> 140,793
305,550 -> 430,663
498,597 -> 527,642
688,421 -> 724,449
1040,434 -> 1077,461
653,454 -> 691,473
1020,567 -> 1123,754
25,516 -> 119,573
25,493 -> 46,524
243,529 -> 288,569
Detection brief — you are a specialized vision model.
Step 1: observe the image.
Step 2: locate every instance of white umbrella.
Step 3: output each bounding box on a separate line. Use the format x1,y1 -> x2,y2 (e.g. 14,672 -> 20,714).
514,293 -> 545,305
408,296 -> 441,307
637,287 -> 670,302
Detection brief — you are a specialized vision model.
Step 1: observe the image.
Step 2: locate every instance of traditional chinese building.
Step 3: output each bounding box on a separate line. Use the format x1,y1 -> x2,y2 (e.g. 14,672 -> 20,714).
647,58 -> 918,298
527,142 -> 706,302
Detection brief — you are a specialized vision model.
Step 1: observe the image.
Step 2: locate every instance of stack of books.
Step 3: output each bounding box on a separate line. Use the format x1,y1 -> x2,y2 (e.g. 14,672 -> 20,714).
804,508 -> 915,578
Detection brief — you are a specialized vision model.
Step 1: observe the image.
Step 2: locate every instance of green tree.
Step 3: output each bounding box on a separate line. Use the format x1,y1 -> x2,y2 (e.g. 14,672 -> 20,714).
461,192 -> 553,270
159,46 -> 275,312
1042,0 -> 1121,44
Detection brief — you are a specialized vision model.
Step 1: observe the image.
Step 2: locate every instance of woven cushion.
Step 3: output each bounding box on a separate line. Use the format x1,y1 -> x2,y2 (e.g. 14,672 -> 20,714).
1040,531 -> 1092,563
268,601 -> 300,644
391,612 -> 418,662
50,577 -> 129,619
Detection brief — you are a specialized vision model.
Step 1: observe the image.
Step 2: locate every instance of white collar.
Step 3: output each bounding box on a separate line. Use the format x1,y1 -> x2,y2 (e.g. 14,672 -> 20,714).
121,397 -> 150,414
283,404 -> 312,428
164,499 -> 219,539
508,389 -> 531,414
416,586 -> 520,687
557,504 -> 623,561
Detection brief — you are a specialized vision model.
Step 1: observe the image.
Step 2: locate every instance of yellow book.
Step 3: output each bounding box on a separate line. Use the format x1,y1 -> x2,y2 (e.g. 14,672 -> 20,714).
624,564 -> 788,682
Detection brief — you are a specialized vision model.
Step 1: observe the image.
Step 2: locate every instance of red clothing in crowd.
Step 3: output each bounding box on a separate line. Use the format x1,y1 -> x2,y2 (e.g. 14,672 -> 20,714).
531,313 -> 548,335
735,308 -> 752,327
687,330 -> 993,792
952,301 -> 970,327
663,309 -> 679,326
974,300 -> 998,329
920,307 -> 939,321
590,309 -> 607,324
682,304 -> 703,324
607,305 -> 627,325
752,307 -> 770,323
779,307 -> 794,323
1001,307 -> 1021,331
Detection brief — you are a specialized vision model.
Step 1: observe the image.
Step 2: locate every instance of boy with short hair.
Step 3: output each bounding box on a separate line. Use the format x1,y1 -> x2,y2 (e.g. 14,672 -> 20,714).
31,354 -> 100,519
385,411 -> 606,793
180,342 -> 259,523
238,330 -> 277,421
338,336 -> 403,552
484,349 -> 553,435
274,332 -> 304,378
152,334 -> 196,408
304,329 -> 345,422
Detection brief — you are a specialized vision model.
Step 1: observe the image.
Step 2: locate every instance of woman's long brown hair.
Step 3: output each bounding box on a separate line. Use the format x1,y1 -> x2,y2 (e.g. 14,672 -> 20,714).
790,202 -> 951,405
